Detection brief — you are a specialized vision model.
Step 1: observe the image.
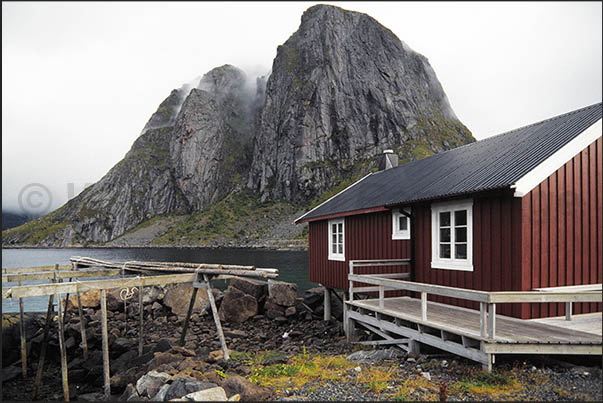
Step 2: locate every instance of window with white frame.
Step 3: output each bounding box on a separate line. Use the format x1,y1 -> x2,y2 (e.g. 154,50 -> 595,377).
328,218 -> 345,261
392,208 -> 411,240
431,200 -> 473,271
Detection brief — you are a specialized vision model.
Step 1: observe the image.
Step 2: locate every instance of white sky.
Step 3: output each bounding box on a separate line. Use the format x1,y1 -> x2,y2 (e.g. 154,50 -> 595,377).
2,1 -> 602,215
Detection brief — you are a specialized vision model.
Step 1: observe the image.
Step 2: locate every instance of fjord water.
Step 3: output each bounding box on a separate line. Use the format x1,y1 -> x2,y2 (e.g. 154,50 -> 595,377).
2,248 -> 313,313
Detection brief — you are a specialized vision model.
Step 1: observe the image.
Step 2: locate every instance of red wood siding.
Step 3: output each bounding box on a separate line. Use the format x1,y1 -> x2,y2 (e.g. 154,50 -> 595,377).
521,137 -> 602,318
413,195 -> 524,317
308,211 -> 410,290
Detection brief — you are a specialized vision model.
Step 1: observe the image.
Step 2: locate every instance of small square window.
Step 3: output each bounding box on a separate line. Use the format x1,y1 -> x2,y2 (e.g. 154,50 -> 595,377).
392,208 -> 411,240
328,218 -> 345,261
431,200 -> 473,271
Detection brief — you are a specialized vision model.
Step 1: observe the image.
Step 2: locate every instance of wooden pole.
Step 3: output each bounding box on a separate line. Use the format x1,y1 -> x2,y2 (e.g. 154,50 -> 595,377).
32,290 -> 55,400
101,289 -> 111,399
323,286 -> 331,321
180,287 -> 198,346
138,281 -> 144,357
56,288 -> 70,401
18,280 -> 27,378
204,274 -> 229,360
73,263 -> 89,360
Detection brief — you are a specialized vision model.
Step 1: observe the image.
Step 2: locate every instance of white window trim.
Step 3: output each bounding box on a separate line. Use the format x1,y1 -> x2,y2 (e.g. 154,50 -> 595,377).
431,199 -> 473,271
328,218 -> 345,261
392,208 -> 411,240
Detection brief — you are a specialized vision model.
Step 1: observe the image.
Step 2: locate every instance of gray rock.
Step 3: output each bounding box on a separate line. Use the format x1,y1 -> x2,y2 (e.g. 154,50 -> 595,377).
163,283 -> 210,318
135,370 -> 171,398
222,375 -> 273,401
142,286 -> 163,304
180,386 -> 228,401
346,347 -> 404,364
78,392 -> 107,401
268,280 -> 298,307
119,383 -> 139,401
163,378 -> 217,401
218,286 -> 258,323
229,277 -> 268,300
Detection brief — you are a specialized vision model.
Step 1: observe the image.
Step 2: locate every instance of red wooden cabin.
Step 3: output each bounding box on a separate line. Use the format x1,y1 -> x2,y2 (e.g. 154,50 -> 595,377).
296,103 -> 602,319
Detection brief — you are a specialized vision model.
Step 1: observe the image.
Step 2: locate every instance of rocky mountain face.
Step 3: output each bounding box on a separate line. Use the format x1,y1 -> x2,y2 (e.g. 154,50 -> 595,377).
3,4 -> 473,246
247,5 -> 472,202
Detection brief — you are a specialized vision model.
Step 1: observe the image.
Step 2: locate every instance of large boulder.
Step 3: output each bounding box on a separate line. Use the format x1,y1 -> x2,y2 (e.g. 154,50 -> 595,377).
2,313 -> 42,366
135,370 -> 171,398
67,289 -> 101,310
163,283 -> 210,319
161,378 -> 217,401
222,375 -> 273,401
229,278 -> 267,301
218,286 -> 257,324
267,280 -> 298,307
181,386 -> 230,401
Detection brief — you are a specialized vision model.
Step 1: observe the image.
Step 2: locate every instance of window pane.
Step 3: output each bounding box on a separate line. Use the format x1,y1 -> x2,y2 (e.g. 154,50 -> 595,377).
440,228 -> 451,242
455,243 -> 467,259
455,210 -> 467,226
332,224 -> 337,234
439,211 -> 450,227
399,216 -> 408,231
338,234 -> 343,244
332,234 -> 337,244
332,244 -> 337,254
455,227 -> 467,242
338,223 -> 343,233
440,243 -> 451,258
338,244 -> 343,254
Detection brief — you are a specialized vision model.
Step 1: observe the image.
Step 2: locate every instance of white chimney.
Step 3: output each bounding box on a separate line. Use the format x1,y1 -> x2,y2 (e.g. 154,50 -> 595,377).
379,149 -> 398,171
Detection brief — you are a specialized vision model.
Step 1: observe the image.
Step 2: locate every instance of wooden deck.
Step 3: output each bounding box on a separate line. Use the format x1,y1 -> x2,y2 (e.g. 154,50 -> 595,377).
346,296 -> 602,370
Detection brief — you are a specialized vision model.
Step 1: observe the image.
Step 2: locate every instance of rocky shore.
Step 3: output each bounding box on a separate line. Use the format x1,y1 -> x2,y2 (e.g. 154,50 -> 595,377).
2,278 -> 602,401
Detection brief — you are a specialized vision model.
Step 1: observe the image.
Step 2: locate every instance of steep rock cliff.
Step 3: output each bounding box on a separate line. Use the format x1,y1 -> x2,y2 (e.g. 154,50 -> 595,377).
247,4 -> 473,202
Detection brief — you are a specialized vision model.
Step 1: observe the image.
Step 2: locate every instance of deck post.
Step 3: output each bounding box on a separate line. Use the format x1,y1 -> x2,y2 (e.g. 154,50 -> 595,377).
180,287 -> 198,346
480,302 -> 487,338
100,289 -> 111,399
323,286 -> 331,321
32,290 -> 55,400
18,280 -> 27,378
409,339 -> 421,355
421,292 -> 427,321
348,261 -> 354,302
204,274 -> 229,360
138,280 -> 144,356
487,303 -> 496,340
379,285 -> 385,309
56,288 -> 70,401
565,302 -> 572,321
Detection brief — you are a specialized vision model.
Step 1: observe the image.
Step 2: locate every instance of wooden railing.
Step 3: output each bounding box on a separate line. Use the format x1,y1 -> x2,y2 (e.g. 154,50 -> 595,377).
348,272 -> 602,341
348,259 -> 411,302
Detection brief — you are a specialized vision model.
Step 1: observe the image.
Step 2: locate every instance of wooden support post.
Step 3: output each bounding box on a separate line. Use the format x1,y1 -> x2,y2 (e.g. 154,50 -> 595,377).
565,301 -> 572,321
73,263 -> 88,360
180,287 -> 198,346
480,302 -> 487,338
100,289 -> 111,399
204,274 -> 229,360
346,308 -> 356,343
323,286 -> 331,321
348,261 -> 354,302
409,339 -> 421,355
379,285 -> 385,309
139,282 -> 144,357
487,303 -> 496,340
421,292 -> 427,321
56,289 -> 69,401
32,290 -> 55,400
18,280 -> 27,378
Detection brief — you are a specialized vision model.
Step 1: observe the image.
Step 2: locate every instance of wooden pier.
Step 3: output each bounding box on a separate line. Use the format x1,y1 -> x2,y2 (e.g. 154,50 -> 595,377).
345,260 -> 602,371
2,257 -> 279,401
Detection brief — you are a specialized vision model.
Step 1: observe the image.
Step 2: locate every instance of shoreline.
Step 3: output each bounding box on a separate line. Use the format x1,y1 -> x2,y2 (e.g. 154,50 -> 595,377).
1,243 -> 308,251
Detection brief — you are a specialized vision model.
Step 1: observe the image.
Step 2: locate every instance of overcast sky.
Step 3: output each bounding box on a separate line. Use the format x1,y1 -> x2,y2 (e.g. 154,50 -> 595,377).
2,1 -> 601,216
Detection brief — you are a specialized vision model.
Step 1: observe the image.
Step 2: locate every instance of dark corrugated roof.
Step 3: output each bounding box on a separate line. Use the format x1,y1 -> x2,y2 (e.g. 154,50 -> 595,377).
299,102 -> 602,222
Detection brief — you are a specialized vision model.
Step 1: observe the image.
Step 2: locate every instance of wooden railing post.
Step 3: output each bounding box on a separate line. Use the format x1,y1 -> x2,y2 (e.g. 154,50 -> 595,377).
487,303 -> 496,340
565,302 -> 572,321
480,302 -> 487,338
379,285 -> 384,309
348,261 -> 354,302
421,292 -> 427,321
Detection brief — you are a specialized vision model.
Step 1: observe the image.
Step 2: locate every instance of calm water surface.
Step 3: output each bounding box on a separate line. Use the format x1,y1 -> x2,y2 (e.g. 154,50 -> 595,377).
2,247 -> 313,313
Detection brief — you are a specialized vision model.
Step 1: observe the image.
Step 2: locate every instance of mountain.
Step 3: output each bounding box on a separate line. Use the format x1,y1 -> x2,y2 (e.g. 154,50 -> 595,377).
2,211 -> 36,230
2,4 -> 473,247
